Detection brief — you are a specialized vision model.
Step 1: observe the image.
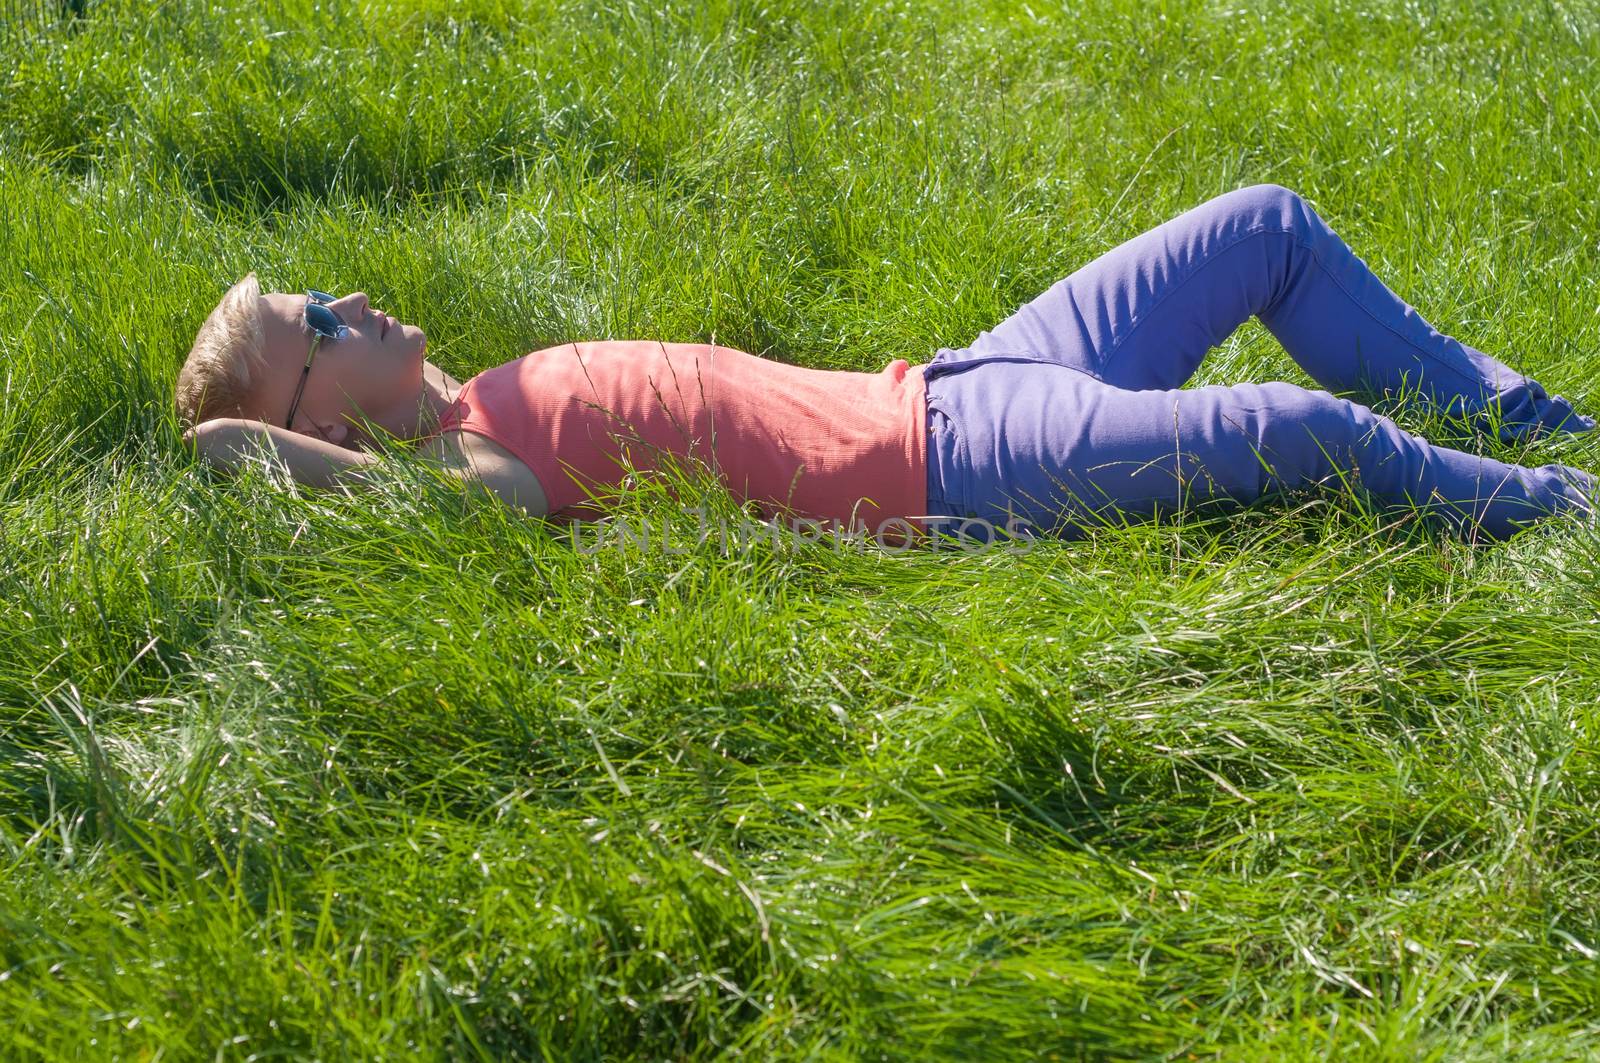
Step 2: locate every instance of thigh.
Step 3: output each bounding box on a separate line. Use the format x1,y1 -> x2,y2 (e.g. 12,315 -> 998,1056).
968,185 -> 1303,390
930,360 -> 1336,538
930,360 -> 1599,544
961,276 -> 1107,380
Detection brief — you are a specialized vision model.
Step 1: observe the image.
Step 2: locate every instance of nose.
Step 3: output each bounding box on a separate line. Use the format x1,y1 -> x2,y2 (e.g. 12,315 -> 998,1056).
335,291 -> 370,321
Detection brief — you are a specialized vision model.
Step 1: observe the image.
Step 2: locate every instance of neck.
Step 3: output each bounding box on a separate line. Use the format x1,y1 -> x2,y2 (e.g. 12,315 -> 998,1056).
360,364 -> 462,445
415,361 -> 463,438
404,382 -> 451,440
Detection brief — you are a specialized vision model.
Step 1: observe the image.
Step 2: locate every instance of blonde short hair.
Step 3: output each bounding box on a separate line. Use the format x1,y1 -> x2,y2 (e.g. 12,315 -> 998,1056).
175,272 -> 269,429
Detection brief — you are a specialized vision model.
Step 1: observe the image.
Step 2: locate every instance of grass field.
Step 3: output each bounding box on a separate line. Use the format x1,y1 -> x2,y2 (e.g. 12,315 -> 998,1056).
5,0 -> 1600,1057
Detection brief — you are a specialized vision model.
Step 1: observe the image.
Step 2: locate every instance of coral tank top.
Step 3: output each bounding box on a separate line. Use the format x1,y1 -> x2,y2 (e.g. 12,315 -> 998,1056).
436,341 -> 929,538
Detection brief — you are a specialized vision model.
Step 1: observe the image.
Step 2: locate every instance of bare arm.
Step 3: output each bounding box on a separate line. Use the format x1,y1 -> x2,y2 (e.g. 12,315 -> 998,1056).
181,418 -> 551,518
439,430 -> 551,518
183,418 -> 381,488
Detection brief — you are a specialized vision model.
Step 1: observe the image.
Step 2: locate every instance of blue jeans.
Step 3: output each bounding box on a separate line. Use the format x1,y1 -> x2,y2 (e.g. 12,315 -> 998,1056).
924,183 -> 1598,543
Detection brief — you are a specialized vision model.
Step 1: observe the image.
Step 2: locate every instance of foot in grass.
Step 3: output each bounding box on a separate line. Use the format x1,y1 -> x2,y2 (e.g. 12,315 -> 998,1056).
1484,379 -> 1597,444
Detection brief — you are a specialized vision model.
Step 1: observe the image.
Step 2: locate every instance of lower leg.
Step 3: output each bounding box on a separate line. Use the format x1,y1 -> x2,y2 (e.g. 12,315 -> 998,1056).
1232,185 -> 1593,442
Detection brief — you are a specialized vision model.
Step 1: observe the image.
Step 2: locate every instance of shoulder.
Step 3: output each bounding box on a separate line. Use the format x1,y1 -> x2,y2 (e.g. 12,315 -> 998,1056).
420,429 -> 550,518
418,427 -> 502,467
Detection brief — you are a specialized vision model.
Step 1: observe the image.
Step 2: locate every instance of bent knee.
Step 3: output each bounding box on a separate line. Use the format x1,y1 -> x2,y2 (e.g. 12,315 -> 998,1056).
1217,182 -> 1315,235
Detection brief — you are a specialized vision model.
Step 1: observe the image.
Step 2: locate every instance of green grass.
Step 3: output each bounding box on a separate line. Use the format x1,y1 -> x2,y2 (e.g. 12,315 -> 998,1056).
5,0 -> 1600,1057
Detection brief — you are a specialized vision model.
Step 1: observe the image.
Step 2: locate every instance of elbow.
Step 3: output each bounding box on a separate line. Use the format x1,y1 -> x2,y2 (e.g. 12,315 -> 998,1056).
184,418 -> 225,455
184,417 -> 262,474
187,417 -> 245,442
186,417 -> 234,453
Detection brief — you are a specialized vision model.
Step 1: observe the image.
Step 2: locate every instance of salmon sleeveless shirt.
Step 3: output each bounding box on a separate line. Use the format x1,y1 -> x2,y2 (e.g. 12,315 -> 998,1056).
436,341 -> 930,537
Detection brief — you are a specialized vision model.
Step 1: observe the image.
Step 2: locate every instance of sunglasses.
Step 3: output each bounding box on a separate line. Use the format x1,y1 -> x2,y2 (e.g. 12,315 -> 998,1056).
284,289 -> 351,431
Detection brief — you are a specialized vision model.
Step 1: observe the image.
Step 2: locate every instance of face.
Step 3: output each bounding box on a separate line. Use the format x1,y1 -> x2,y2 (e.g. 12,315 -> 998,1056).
249,291 -> 429,448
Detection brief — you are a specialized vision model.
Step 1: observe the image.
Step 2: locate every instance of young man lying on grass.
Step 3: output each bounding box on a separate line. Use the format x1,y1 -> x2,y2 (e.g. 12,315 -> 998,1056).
179,184 -> 1600,547
178,280 -> 551,515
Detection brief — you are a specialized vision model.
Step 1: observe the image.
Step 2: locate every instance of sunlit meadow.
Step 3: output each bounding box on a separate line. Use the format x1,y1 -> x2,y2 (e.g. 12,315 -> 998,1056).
4,0 -> 1600,1058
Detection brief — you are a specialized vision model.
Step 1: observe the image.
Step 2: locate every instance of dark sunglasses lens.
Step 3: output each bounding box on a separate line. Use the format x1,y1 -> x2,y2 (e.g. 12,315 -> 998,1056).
305,301 -> 344,337
307,289 -> 336,304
